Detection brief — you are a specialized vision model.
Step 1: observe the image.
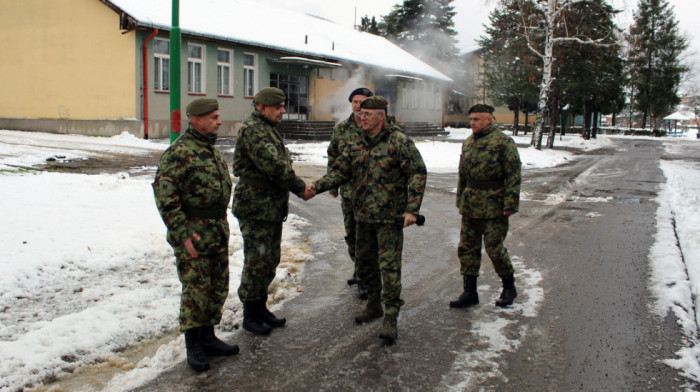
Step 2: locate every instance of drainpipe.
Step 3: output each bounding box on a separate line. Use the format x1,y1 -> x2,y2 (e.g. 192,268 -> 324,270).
142,28 -> 159,139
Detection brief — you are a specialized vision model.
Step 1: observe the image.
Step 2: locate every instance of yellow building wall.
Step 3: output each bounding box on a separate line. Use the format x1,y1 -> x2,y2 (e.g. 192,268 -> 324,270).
0,0 -> 136,120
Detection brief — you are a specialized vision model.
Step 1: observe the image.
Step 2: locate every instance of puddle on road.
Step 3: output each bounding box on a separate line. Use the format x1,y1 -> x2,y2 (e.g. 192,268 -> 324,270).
29,332 -> 179,392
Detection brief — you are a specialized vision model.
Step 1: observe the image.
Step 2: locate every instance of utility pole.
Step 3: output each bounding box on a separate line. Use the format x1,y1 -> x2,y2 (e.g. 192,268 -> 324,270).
169,0 -> 181,143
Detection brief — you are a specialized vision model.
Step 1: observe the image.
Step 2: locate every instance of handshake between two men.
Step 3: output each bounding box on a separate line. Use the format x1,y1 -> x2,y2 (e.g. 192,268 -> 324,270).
300,182 -> 424,229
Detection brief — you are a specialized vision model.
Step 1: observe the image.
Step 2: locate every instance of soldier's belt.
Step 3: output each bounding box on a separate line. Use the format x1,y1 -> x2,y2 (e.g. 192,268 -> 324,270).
466,180 -> 504,190
238,176 -> 280,190
182,205 -> 227,219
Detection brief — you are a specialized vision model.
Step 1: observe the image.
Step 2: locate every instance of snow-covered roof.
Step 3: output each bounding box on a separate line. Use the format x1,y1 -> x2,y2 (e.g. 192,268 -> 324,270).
106,0 -> 453,83
663,112 -> 691,121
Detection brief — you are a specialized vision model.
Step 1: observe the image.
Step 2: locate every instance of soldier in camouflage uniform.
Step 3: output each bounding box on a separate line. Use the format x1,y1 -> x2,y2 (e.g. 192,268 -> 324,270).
308,96 -> 427,342
450,104 -> 522,309
152,98 -> 239,372
232,87 -> 307,336
327,87 -> 374,299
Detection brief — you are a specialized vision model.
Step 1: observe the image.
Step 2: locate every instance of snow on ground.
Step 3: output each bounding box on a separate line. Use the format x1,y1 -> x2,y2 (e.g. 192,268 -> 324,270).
0,128 -> 698,390
288,127 -> 614,174
649,140 -> 700,383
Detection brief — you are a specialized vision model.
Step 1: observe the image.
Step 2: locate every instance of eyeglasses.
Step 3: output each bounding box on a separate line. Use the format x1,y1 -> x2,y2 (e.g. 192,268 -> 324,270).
359,111 -> 378,118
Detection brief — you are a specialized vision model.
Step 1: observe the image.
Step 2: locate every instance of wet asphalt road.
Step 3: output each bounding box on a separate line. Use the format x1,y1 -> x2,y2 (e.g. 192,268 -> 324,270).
134,137 -> 699,391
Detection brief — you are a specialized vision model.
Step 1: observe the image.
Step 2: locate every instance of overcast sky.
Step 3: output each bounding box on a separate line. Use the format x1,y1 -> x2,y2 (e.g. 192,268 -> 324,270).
263,0 -> 699,88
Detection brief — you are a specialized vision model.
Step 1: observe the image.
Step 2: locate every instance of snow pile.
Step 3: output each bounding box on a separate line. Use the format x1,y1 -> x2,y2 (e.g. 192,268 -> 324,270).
0,130 -> 166,170
649,142 -> 700,382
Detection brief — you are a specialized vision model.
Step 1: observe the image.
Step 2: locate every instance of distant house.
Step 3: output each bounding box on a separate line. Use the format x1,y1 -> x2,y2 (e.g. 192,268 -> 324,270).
0,0 -> 452,138
447,48 -> 534,129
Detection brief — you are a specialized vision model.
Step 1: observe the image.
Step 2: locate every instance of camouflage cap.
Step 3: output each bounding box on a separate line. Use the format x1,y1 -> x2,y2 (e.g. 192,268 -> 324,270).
468,104 -> 495,114
360,95 -> 388,110
255,87 -> 286,105
348,87 -> 374,102
186,98 -> 219,116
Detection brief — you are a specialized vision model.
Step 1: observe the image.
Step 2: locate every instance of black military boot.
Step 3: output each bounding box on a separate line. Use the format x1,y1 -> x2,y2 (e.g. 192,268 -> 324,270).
355,298 -> 383,323
378,314 -> 398,341
260,295 -> 286,328
184,327 -> 210,372
347,273 -> 359,285
242,300 -> 272,335
201,325 -> 240,357
449,275 -> 479,308
357,281 -> 368,300
495,276 -> 517,307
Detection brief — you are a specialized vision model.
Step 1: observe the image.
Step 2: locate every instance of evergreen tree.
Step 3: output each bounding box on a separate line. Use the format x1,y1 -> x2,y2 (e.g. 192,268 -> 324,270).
479,0 -> 540,135
359,15 -> 381,35
627,0 -> 688,129
556,0 -> 626,140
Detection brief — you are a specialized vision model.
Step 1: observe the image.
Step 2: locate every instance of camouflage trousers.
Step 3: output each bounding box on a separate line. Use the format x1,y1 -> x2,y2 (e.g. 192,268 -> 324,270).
176,251 -> 229,332
237,219 -> 282,303
458,215 -> 514,279
341,196 -> 357,266
355,221 -> 405,317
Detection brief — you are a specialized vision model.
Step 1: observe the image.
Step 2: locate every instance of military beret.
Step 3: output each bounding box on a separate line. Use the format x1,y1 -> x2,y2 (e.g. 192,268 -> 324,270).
348,87 -> 374,102
468,104 -> 495,114
186,98 -> 219,116
255,87 -> 286,106
360,95 -> 388,110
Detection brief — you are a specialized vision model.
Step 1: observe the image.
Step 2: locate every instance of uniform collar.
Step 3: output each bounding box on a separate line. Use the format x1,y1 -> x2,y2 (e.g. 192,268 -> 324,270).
473,124 -> 496,139
253,110 -> 279,127
186,124 -> 217,145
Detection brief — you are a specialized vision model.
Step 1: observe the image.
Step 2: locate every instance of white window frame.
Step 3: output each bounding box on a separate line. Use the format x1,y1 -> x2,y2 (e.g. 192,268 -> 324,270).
411,83 -> 418,108
435,87 -> 441,110
401,82 -> 408,108
427,84 -> 434,109
153,38 -> 169,92
217,48 -> 234,96
243,52 -> 257,98
187,43 -> 205,94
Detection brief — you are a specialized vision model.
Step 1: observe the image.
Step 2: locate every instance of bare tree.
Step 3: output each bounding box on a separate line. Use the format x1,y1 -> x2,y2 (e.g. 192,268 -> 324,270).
506,0 -> 615,149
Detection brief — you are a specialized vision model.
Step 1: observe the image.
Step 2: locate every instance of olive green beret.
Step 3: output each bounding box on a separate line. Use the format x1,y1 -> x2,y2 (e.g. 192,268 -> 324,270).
186,98 -> 219,116
468,104 -> 495,114
255,87 -> 286,105
360,95 -> 388,110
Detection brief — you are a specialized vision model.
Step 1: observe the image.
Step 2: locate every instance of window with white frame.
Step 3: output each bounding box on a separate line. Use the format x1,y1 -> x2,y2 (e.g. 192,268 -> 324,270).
411,83 -> 418,108
154,38 -> 169,92
428,84 -> 434,109
435,87 -> 441,110
401,82 -> 408,108
187,43 -> 205,94
243,53 -> 257,97
217,48 -> 233,96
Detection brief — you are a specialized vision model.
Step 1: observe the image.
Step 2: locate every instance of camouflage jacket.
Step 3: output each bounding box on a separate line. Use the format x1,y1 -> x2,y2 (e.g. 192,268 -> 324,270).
327,113 -> 363,198
457,124 -> 521,218
152,125 -> 232,256
315,121 -> 426,224
232,110 -> 305,222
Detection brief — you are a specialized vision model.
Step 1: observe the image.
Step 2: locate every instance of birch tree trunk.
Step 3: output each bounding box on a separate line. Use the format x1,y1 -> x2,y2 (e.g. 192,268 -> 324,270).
530,0 -> 556,150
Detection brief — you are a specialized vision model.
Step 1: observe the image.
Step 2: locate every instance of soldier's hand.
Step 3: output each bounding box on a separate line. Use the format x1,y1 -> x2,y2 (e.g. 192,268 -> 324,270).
184,233 -> 200,258
504,210 -> 517,216
402,212 -> 417,227
303,184 -> 316,201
